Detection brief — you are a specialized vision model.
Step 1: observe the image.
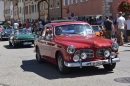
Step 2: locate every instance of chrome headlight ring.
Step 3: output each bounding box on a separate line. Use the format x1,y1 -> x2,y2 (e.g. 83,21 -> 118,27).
67,45 -> 75,54
112,42 -> 119,51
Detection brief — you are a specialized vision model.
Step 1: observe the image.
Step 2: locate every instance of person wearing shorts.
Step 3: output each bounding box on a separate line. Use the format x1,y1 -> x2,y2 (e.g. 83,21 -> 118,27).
125,15 -> 130,42
116,12 -> 126,45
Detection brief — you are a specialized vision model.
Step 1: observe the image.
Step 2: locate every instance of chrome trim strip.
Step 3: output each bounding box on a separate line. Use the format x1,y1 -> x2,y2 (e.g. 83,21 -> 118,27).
64,58 -> 120,67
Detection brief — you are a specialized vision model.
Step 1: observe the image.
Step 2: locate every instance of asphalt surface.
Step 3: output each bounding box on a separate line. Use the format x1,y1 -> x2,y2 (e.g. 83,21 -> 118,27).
0,40 -> 130,86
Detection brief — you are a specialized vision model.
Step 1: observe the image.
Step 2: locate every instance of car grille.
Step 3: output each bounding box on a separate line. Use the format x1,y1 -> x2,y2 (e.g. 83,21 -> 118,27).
75,49 -> 94,58
96,48 -> 110,57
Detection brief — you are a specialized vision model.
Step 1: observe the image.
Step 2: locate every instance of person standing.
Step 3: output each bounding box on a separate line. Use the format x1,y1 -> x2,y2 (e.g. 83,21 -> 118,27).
25,20 -> 29,29
103,16 -> 114,39
13,21 -> 19,29
116,12 -> 126,45
19,21 -> 22,28
125,15 -> 130,42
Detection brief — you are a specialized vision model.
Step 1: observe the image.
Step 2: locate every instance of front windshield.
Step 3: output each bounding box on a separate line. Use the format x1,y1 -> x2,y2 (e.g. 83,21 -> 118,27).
55,24 -> 94,36
15,29 -> 32,35
2,29 -> 12,33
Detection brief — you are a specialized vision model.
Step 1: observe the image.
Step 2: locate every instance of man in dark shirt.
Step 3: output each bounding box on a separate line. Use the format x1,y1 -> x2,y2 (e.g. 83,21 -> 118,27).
103,16 -> 114,39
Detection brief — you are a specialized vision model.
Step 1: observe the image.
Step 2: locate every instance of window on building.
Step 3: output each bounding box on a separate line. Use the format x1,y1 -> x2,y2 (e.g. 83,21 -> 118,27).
72,0 -> 77,4
32,5 -> 34,13
35,4 -> 36,12
56,0 -> 60,8
81,0 -> 88,2
50,0 -> 53,9
29,5 -> 31,14
64,0 -> 69,6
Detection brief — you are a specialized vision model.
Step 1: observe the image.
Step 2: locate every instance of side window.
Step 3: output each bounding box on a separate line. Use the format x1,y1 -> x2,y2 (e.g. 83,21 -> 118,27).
45,27 -> 53,40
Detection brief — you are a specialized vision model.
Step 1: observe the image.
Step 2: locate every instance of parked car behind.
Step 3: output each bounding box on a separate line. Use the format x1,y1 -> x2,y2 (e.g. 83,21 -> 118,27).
0,29 -> 13,40
35,20 -> 120,74
9,29 -> 35,48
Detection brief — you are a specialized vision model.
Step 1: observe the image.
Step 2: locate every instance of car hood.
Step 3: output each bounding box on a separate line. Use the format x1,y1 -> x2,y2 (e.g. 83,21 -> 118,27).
55,35 -> 112,48
16,34 -> 34,39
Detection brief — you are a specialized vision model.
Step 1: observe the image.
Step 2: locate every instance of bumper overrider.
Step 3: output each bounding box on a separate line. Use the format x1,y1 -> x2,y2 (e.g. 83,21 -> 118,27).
64,58 -> 120,68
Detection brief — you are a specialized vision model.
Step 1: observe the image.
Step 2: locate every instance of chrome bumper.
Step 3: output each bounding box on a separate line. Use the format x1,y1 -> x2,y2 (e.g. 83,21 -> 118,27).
64,58 -> 120,67
2,37 -> 9,38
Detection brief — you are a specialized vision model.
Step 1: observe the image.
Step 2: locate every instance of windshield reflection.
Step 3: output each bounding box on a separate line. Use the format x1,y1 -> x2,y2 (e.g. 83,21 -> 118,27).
15,29 -> 32,35
55,24 -> 94,36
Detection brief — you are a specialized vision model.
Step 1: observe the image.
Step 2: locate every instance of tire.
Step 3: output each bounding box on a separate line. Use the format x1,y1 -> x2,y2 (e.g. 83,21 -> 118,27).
0,36 -> 3,41
36,48 -> 43,63
103,63 -> 116,71
57,53 -> 70,74
9,40 -> 12,46
12,41 -> 17,48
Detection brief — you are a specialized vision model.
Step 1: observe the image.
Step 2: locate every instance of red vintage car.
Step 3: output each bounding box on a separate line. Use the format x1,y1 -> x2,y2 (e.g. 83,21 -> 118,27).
35,20 -> 120,74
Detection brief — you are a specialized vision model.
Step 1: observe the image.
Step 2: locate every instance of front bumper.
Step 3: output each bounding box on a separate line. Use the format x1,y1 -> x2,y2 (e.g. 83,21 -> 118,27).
14,40 -> 34,45
2,37 -> 9,39
64,58 -> 120,67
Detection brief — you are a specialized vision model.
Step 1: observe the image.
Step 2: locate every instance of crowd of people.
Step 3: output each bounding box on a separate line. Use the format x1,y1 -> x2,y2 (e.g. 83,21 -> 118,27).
10,11 -> 130,46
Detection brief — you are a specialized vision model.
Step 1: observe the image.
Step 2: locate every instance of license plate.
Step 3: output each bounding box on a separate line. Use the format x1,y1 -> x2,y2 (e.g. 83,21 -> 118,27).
90,61 -> 103,66
23,42 -> 32,45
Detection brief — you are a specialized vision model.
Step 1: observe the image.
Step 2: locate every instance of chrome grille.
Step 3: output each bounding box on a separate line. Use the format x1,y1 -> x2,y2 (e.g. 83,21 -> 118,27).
96,48 -> 110,57
75,49 -> 94,58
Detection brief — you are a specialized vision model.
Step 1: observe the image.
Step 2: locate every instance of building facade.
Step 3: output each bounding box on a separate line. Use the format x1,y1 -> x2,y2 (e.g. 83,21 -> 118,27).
62,0 -> 103,20
18,0 -> 24,23
24,0 -> 38,22
30,0 -> 38,22
49,0 -> 61,20
13,0 -> 18,21
10,1 -> 13,22
4,0 -> 11,21
0,0 -> 5,21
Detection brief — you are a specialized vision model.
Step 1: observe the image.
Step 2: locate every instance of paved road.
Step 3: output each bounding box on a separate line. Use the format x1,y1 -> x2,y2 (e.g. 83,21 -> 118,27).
0,41 -> 130,86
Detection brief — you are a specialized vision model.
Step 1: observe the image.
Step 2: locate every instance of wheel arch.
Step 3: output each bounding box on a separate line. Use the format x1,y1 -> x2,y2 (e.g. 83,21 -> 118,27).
55,50 -> 64,64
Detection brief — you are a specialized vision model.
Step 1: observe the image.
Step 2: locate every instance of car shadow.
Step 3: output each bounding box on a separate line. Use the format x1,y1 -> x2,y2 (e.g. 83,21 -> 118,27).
21,59 -> 113,80
3,45 -> 34,49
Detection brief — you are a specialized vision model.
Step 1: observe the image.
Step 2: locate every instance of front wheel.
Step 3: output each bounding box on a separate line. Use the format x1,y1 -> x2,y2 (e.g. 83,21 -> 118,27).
0,36 -> 3,41
12,41 -> 17,48
9,40 -> 12,46
103,63 -> 116,71
57,53 -> 70,74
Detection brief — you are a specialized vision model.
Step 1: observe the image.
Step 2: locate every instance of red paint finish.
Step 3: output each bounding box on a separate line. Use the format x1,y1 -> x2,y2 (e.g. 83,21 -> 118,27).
35,21 -> 117,65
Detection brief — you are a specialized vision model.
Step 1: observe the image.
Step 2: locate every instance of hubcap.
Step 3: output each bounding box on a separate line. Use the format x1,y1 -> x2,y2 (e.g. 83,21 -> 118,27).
58,56 -> 63,71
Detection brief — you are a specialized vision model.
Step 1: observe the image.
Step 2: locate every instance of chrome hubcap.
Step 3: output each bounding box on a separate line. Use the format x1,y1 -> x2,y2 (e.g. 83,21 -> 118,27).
58,56 -> 63,71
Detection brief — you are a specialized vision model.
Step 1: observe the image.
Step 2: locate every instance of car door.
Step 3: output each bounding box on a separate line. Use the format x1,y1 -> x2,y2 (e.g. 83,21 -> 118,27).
44,26 -> 53,59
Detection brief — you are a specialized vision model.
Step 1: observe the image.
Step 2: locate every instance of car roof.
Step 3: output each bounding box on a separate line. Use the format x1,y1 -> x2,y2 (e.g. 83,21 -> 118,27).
46,20 -> 89,27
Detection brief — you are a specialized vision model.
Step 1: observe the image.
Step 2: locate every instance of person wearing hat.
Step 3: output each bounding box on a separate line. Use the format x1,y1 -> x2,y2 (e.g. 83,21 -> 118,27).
103,16 -> 114,39
116,12 -> 126,45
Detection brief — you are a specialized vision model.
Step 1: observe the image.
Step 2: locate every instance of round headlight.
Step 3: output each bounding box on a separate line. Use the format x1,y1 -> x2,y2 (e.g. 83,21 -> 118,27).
112,42 -> 119,50
73,55 -> 80,62
104,50 -> 110,57
110,52 -> 116,58
81,53 -> 87,59
67,45 -> 75,54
